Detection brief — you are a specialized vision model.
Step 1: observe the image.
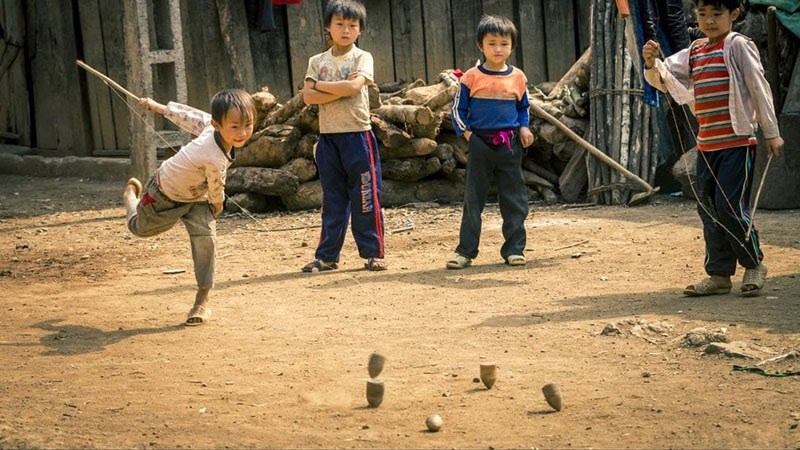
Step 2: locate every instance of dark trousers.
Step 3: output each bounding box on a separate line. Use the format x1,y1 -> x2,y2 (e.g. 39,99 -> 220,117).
456,134 -> 528,260
315,130 -> 384,262
696,145 -> 763,277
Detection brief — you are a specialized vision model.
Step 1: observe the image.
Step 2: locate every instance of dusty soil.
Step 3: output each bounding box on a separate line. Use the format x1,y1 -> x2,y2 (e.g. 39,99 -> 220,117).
1,173 -> 799,449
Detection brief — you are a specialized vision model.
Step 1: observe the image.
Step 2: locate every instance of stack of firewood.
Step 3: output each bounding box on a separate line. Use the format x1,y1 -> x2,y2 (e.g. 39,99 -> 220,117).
225,57 -> 594,212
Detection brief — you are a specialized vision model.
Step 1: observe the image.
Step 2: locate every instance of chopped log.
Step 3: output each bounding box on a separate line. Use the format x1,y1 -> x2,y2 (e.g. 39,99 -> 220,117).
368,83 -> 382,110
252,88 -> 278,125
263,90 -> 305,127
285,105 -> 319,134
423,86 -> 457,111
294,134 -> 318,160
521,168 -> 556,190
404,82 -> 448,104
415,179 -> 464,203
281,180 -> 323,211
387,78 -> 426,97
234,125 -> 301,168
409,112 -> 443,139
434,143 -> 453,161
552,140 -> 581,162
547,47 -> 592,100
559,148 -> 588,203
371,115 -> 412,148
538,186 -> 560,204
521,158 -> 560,185
379,138 -> 437,160
373,104 -> 434,126
226,166 -> 299,197
280,157 -> 317,182
382,179 -> 421,206
382,156 -> 442,182
441,159 -> 465,184
437,134 -> 468,165
225,192 -> 269,213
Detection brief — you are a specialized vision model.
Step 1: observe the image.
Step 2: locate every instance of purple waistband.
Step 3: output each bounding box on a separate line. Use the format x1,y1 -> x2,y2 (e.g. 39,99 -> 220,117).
480,130 -> 515,151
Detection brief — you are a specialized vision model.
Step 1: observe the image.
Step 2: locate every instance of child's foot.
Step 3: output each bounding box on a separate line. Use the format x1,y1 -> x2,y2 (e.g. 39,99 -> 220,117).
185,304 -> 212,326
302,259 -> 338,273
364,257 -> 387,271
683,275 -> 732,297
741,264 -> 767,297
505,254 -> 526,266
446,254 -> 472,269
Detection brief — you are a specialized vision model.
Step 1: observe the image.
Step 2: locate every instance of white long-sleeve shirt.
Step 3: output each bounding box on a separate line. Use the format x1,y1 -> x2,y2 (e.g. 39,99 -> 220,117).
644,32 -> 780,140
155,102 -> 234,206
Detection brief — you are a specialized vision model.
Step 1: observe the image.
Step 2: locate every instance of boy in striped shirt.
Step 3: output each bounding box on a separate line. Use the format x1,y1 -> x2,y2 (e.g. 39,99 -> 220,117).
643,0 -> 784,297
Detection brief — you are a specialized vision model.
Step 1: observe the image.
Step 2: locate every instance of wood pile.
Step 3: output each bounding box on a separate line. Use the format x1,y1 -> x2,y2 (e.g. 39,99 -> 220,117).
226,57 -> 595,212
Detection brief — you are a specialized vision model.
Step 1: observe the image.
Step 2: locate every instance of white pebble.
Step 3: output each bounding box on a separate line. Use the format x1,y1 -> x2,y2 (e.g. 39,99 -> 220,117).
426,414 -> 443,432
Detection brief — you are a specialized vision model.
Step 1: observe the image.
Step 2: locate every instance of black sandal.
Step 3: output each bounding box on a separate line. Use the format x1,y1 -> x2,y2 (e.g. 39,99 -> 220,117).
302,259 -> 338,273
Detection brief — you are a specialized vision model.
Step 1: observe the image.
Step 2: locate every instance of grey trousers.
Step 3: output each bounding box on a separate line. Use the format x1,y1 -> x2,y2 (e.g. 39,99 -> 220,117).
125,176 -> 217,289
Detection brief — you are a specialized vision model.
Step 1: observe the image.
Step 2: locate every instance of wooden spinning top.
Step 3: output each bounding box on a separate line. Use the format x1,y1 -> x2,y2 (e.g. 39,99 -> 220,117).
366,379 -> 384,408
542,383 -> 562,411
368,352 -> 386,379
480,362 -> 497,389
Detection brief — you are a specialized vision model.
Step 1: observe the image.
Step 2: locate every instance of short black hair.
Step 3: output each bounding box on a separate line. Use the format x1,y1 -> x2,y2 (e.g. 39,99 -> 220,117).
694,0 -> 740,11
476,15 -> 517,48
211,89 -> 255,124
324,0 -> 367,30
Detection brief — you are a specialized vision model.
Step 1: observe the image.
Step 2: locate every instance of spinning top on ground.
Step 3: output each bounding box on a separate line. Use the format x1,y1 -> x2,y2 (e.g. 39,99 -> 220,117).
480,362 -> 497,389
425,414 -> 443,432
542,383 -> 562,411
368,352 -> 386,378
366,379 -> 384,408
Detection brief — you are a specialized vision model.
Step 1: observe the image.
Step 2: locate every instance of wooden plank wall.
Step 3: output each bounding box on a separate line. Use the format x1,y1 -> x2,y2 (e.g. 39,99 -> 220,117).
0,0 -> 589,156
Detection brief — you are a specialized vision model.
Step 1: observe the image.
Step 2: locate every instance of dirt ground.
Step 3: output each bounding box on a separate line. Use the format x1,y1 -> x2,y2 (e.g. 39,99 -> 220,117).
1,173 -> 799,449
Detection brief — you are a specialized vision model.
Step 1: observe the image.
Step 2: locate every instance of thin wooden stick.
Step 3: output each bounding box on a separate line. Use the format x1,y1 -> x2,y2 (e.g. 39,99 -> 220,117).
745,155 -> 772,241
76,60 -> 141,101
553,240 -> 590,251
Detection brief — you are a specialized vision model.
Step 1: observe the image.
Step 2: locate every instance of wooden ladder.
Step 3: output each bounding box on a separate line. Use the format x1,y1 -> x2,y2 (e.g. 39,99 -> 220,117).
125,0 -> 189,181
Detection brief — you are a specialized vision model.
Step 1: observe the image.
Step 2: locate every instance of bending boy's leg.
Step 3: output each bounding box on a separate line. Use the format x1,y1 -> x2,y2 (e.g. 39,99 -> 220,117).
181,203 -> 217,290
696,154 -> 736,277
343,131 -> 385,259
494,141 -> 529,260
712,146 -> 763,270
126,177 -> 184,237
456,139 -> 492,259
315,135 -> 350,262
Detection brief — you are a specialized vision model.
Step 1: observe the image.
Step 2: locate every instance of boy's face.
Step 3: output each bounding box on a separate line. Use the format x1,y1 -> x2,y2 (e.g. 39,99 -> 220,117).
212,107 -> 254,150
695,2 -> 739,44
479,33 -> 513,69
327,14 -> 361,48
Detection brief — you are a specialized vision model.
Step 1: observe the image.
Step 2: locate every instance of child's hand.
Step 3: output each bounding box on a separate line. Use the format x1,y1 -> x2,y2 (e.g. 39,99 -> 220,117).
766,136 -> 784,158
210,201 -> 223,218
519,127 -> 535,148
643,40 -> 660,69
139,97 -> 166,114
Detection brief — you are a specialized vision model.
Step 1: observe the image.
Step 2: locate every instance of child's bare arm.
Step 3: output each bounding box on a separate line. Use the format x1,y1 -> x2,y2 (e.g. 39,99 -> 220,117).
302,79 -> 342,105
314,72 -> 366,98
140,97 -> 167,115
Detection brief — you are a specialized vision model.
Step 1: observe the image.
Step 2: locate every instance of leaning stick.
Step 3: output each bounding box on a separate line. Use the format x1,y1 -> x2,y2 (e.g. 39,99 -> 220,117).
76,60 -> 141,102
745,155 -> 772,241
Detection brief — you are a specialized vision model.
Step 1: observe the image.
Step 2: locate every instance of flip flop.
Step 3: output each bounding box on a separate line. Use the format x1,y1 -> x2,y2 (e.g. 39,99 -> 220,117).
446,254 -> 472,269
741,264 -> 767,297
185,304 -> 212,326
506,254 -> 526,266
302,259 -> 338,273
127,177 -> 143,198
683,277 -> 732,297
364,257 -> 387,271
